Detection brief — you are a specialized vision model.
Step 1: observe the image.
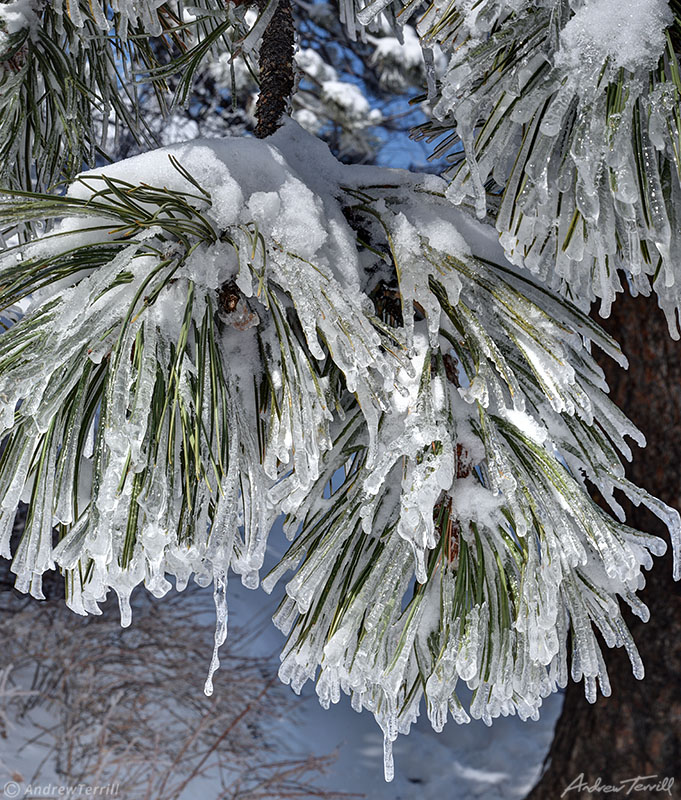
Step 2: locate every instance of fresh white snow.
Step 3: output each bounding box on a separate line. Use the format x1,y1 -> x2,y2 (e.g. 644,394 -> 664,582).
556,0 -> 673,71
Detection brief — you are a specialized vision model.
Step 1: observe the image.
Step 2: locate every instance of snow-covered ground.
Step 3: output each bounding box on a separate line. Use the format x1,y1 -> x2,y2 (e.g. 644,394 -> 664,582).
1,543 -> 563,800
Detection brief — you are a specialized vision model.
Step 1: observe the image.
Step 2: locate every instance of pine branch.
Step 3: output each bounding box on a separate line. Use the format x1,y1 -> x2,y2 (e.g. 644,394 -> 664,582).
2,0 -> 681,780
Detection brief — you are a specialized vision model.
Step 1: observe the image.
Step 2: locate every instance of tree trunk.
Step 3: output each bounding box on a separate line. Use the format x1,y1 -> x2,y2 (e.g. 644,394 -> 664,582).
527,292 -> 681,799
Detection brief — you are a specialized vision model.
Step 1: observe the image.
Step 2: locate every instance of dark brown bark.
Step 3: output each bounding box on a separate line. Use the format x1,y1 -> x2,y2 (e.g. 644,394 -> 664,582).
527,292 -> 681,799
254,0 -> 295,139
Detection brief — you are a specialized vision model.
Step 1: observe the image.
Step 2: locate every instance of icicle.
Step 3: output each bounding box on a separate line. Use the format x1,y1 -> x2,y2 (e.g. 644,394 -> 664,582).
204,569 -> 228,697
357,0 -> 393,27
117,589 -> 133,628
422,46 -> 438,106
383,733 -> 394,782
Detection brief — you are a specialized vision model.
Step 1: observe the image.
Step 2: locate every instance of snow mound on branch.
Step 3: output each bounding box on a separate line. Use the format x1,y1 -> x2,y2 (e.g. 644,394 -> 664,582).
0,0 -> 38,35
556,0 -> 673,71
69,125 -> 356,283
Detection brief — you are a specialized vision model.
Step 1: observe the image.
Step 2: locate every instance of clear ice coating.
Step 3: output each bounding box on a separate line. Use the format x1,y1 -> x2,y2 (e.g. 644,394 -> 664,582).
351,0 -> 681,337
0,121 -> 679,780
